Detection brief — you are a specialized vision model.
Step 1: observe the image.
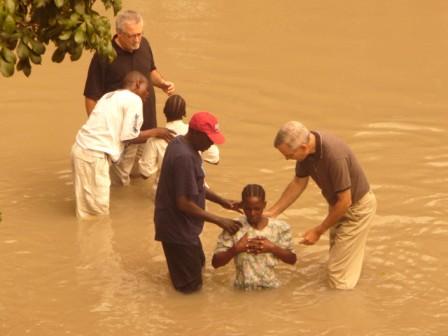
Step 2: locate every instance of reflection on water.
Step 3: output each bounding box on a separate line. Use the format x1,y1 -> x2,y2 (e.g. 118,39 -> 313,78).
1,0 -> 448,335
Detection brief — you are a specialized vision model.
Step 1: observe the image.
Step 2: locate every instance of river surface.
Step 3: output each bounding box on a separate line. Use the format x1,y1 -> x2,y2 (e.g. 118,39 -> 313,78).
1,1 -> 447,335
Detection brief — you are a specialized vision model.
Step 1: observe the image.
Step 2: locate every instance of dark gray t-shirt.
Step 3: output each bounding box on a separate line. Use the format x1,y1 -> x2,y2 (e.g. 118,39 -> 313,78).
154,137 -> 205,245
295,131 -> 370,205
84,37 -> 157,130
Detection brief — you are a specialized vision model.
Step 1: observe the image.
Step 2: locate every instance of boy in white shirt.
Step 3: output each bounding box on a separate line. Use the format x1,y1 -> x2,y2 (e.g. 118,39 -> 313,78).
71,71 -> 174,219
139,95 -> 219,192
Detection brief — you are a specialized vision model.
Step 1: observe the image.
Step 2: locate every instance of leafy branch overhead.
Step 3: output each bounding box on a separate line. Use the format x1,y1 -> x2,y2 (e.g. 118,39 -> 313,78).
0,0 -> 122,77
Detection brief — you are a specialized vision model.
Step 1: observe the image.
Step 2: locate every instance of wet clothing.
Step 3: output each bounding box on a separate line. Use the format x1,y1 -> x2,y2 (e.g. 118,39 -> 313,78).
214,217 -> 294,289
72,90 -> 143,218
84,36 -> 157,130
296,131 -> 370,205
295,130 -> 375,289
154,136 -> 207,292
162,241 -> 205,293
154,137 -> 206,245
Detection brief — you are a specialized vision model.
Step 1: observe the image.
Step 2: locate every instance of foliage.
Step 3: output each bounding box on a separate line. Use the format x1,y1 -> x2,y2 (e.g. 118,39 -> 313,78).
0,0 -> 122,77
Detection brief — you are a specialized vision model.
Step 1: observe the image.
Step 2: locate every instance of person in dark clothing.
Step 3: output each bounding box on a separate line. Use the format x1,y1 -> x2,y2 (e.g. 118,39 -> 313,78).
154,112 -> 242,293
83,9 -> 175,186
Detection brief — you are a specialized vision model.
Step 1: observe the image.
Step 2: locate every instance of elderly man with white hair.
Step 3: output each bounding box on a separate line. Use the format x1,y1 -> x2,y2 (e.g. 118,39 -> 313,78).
265,121 -> 377,289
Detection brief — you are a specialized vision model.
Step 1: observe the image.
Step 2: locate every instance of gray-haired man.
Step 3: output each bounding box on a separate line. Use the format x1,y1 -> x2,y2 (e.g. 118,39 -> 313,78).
266,121 -> 377,289
84,10 -> 175,186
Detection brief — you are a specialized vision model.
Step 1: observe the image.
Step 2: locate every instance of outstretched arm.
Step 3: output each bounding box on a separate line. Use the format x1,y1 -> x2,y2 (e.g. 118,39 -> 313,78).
150,69 -> 175,95
301,188 -> 352,245
176,195 -> 242,234
265,176 -> 309,217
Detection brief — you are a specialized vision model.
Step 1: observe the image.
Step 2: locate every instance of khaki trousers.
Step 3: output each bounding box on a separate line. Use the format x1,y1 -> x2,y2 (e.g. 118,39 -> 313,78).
327,190 -> 377,289
109,143 -> 144,186
71,143 -> 111,219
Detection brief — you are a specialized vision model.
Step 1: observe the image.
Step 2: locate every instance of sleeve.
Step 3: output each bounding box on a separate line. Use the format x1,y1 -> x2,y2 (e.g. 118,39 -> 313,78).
144,38 -> 157,72
173,155 -> 204,198
275,220 -> 295,252
295,161 -> 310,178
329,158 -> 351,193
201,144 -> 220,164
214,230 -> 234,254
83,53 -> 106,100
139,139 -> 163,177
120,95 -> 144,141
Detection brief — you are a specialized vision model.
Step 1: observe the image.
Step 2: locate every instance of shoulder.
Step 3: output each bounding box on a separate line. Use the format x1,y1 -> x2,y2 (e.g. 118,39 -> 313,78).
268,218 -> 291,231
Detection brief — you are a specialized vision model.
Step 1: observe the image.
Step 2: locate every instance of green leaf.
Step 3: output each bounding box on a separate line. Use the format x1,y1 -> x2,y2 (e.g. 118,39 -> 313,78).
16,58 -> 31,76
74,25 -> 86,43
30,39 -> 46,55
5,0 -> 16,13
1,47 -> 16,63
3,15 -> 16,34
52,48 -> 65,63
29,51 -> 42,64
70,46 -> 82,61
54,0 -> 64,8
59,30 -> 72,41
0,58 -> 14,77
74,0 -> 86,14
16,41 -> 29,60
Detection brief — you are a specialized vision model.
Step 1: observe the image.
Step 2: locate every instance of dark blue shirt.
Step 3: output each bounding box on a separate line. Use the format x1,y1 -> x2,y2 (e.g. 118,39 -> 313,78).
154,137 -> 206,245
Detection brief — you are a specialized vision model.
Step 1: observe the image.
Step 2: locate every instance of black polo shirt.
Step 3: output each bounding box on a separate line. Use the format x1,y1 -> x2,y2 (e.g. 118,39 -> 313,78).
296,131 -> 370,205
154,137 -> 206,245
84,36 -> 157,130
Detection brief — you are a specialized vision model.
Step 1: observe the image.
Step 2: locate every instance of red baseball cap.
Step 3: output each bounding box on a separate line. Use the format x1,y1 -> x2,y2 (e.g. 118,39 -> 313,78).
189,111 -> 225,144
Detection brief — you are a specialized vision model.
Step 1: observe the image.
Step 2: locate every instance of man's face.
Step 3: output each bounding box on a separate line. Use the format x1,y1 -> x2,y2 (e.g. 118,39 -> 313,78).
194,131 -> 214,152
135,81 -> 150,102
117,21 -> 143,51
276,142 -> 308,161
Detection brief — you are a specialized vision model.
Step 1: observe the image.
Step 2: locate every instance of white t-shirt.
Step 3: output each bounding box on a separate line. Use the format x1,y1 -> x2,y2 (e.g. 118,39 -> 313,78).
139,120 -> 220,178
76,90 -> 143,162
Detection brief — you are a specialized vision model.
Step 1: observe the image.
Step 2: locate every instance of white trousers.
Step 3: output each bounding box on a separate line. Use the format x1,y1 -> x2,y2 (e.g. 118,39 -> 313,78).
71,143 -> 111,219
327,190 -> 377,289
109,143 -> 144,186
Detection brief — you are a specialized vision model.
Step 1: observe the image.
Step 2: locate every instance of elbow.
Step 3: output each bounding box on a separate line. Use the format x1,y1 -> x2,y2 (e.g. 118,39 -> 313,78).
211,255 -> 221,269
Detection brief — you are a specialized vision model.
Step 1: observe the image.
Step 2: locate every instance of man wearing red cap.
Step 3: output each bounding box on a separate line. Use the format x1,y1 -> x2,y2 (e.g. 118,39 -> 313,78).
154,111 -> 242,293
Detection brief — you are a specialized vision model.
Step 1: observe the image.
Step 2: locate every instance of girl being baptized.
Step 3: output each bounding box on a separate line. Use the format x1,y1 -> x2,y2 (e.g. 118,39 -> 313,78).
212,184 -> 297,289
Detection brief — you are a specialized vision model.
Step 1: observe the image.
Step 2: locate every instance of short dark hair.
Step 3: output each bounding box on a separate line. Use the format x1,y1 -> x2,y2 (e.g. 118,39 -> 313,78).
242,184 -> 266,202
122,70 -> 148,88
163,95 -> 186,121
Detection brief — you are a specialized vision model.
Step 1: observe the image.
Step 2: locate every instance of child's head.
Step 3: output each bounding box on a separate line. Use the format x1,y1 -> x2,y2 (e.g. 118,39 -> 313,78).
163,94 -> 186,122
241,184 -> 266,225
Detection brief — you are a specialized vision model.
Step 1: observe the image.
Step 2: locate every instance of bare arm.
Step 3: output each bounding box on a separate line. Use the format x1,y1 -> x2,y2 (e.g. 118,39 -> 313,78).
85,97 -> 97,116
212,233 -> 249,268
176,195 -> 242,234
265,176 -> 309,217
301,188 -> 352,245
126,128 -> 176,144
150,69 -> 175,95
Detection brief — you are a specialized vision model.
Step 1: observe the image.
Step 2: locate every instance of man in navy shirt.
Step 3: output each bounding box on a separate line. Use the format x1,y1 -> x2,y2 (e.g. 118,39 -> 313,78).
155,112 -> 242,293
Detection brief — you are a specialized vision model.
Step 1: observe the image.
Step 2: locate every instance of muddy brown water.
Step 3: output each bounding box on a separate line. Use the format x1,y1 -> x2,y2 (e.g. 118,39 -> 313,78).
1,1 -> 447,335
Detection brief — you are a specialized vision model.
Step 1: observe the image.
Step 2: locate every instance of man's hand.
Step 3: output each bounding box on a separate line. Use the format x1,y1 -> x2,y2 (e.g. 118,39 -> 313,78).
153,127 -> 176,142
161,80 -> 175,95
220,199 -> 243,214
300,226 -> 324,245
217,218 -> 242,235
